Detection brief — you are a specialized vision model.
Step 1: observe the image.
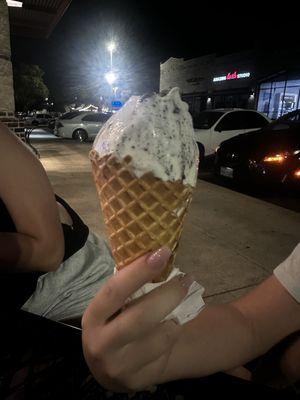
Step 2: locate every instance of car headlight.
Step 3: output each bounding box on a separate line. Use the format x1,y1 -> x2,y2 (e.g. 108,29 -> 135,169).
262,152 -> 289,163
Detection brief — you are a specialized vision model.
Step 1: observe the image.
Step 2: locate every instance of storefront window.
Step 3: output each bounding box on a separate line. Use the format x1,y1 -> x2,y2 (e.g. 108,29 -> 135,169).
257,77 -> 300,119
213,93 -> 249,109
260,82 -> 272,89
182,95 -> 207,119
273,81 -> 285,88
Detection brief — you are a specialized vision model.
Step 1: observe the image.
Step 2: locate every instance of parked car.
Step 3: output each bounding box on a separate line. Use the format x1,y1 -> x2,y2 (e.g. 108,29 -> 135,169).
24,113 -> 54,127
214,119 -> 300,187
55,111 -> 112,142
277,108 -> 300,122
193,109 -> 270,159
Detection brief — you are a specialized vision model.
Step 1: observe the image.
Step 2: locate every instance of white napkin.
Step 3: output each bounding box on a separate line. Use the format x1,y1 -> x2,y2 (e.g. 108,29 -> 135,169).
116,267 -> 206,325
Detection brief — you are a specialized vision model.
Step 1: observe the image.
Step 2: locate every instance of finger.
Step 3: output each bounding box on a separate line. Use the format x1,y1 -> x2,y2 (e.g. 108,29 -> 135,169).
83,247 -> 171,328
123,319 -> 181,373
122,351 -> 172,392
106,274 -> 194,345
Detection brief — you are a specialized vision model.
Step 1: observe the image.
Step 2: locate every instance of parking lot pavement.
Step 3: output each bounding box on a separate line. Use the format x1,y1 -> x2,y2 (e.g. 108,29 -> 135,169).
25,126 -> 58,140
34,138 -> 300,304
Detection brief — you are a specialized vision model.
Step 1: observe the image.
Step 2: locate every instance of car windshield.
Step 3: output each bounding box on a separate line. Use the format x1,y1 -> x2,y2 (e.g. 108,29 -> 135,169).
193,111 -> 225,129
266,121 -> 300,132
61,111 -> 81,119
278,110 -> 300,122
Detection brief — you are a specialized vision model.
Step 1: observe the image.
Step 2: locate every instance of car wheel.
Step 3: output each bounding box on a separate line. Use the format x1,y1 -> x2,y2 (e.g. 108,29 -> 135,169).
73,129 -> 88,143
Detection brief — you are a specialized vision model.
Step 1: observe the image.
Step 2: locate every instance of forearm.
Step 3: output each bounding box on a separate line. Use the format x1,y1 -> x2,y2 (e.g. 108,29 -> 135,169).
162,303 -> 259,382
163,275 -> 300,383
0,232 -> 62,272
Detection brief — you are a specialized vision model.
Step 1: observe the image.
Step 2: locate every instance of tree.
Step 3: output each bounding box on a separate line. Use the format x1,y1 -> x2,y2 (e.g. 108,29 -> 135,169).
13,64 -> 49,112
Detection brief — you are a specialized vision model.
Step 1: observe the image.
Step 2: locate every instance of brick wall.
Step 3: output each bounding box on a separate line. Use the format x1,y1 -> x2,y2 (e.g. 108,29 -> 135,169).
0,111 -> 25,136
0,0 -> 15,113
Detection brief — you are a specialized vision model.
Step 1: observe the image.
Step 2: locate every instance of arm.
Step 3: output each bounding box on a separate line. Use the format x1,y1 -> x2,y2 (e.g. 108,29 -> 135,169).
0,123 -> 64,272
162,274 -> 300,381
82,250 -> 300,393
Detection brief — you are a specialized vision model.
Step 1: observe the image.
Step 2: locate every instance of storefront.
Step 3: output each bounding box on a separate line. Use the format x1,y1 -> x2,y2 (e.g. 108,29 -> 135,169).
160,49 -> 300,121
160,51 -> 256,120
209,69 -> 254,110
257,73 -> 300,120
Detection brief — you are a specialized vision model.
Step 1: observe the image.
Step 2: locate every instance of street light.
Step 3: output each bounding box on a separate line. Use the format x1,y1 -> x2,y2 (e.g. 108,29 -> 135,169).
107,41 -> 116,69
105,71 -> 117,85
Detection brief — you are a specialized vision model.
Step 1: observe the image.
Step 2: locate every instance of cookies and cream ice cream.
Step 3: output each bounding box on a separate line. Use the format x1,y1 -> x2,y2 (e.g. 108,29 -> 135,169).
93,87 -> 198,187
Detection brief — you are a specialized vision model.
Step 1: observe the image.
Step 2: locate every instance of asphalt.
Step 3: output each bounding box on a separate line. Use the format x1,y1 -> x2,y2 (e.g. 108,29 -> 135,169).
30,134 -> 300,304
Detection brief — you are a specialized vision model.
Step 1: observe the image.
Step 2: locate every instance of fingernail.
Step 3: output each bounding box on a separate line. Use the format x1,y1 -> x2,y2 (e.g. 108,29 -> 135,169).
179,273 -> 195,289
146,247 -> 171,268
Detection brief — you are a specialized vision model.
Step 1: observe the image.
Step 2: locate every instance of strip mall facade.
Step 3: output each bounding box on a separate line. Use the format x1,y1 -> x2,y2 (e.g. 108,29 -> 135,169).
160,49 -> 300,120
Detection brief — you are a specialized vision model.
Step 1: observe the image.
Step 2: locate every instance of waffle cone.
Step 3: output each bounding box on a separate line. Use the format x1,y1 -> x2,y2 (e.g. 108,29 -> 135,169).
90,150 -> 194,282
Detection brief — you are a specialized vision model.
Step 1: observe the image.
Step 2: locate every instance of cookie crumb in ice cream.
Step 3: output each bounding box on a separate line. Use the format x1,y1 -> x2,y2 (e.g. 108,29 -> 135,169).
93,87 -> 199,187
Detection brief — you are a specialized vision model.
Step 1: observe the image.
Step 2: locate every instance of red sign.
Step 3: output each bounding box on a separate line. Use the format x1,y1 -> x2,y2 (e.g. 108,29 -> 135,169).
226,71 -> 237,80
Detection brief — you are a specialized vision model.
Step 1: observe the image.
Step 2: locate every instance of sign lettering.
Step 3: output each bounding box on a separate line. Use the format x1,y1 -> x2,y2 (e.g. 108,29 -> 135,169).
213,71 -> 250,82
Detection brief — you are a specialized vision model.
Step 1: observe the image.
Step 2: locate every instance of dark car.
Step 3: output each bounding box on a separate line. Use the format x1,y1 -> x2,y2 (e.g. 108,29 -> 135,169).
24,113 -> 54,127
276,109 -> 300,123
214,120 -> 300,187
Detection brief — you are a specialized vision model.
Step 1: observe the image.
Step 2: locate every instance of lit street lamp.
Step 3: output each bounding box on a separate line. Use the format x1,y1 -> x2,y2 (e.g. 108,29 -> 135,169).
105,71 -> 117,85
107,41 -> 116,69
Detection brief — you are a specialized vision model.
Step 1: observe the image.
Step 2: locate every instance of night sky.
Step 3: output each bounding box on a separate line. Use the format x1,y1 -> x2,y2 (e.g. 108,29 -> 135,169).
11,0 -> 300,105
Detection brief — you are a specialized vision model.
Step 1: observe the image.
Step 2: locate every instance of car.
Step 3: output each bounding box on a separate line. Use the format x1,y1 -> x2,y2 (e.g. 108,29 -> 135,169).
214,119 -> 300,187
24,113 -> 54,127
277,109 -> 300,123
55,111 -> 112,142
193,109 -> 270,159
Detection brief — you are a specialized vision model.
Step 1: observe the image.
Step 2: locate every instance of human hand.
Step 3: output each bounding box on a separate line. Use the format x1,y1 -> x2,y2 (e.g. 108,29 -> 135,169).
81,247 -> 194,393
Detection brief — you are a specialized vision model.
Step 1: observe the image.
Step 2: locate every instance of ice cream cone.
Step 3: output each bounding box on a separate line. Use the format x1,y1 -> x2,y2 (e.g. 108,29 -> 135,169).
90,150 -> 194,282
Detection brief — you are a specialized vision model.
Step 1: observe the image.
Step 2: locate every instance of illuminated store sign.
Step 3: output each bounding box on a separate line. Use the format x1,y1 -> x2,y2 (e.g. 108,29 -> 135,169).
213,71 -> 251,82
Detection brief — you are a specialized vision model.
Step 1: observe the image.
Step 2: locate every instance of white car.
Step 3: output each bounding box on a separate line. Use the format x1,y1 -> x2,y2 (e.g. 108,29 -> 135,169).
24,113 -> 54,127
55,111 -> 112,142
194,109 -> 270,158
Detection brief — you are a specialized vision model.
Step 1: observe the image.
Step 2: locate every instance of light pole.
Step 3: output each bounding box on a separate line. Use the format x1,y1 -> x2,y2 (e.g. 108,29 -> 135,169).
105,71 -> 117,86
105,71 -> 117,111
106,41 -> 117,111
107,41 -> 116,70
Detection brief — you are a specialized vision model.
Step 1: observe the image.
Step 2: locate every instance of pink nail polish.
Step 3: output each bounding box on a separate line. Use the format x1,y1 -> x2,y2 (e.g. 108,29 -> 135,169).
146,247 -> 171,268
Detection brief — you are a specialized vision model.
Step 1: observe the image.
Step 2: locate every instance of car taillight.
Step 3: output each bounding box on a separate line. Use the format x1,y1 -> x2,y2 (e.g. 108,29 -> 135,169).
262,152 -> 289,163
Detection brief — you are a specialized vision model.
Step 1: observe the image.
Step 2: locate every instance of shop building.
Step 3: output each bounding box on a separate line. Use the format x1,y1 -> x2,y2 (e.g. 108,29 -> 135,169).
160,49 -> 300,120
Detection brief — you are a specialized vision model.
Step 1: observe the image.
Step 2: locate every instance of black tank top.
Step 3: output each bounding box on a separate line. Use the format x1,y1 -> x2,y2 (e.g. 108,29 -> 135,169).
0,196 -> 89,312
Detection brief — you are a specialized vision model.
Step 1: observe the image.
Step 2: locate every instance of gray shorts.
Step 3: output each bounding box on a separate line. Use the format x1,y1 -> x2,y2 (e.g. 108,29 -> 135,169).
22,232 -> 114,321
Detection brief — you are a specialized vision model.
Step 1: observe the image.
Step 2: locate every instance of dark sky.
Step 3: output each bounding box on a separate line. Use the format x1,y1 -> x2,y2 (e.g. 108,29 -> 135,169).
11,0 -> 300,103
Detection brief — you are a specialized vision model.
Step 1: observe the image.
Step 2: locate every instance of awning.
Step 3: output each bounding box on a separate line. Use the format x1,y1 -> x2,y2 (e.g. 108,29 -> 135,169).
8,0 -> 72,38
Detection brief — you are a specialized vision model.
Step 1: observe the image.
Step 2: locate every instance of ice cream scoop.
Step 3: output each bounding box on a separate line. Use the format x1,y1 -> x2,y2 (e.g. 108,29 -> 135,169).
93,87 -> 199,187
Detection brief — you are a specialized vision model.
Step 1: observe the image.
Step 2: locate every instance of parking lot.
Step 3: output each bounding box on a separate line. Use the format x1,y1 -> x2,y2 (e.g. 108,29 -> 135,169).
30,133 -> 300,304
199,157 -> 300,214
